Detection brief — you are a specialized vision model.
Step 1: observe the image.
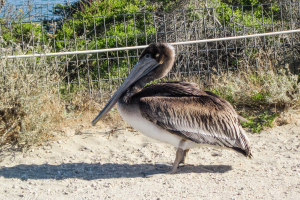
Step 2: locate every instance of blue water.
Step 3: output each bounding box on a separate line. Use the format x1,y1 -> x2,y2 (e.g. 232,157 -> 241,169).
2,0 -> 79,20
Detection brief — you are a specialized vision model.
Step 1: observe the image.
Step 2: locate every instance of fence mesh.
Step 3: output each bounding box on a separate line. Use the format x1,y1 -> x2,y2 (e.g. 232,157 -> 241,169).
1,2 -> 300,103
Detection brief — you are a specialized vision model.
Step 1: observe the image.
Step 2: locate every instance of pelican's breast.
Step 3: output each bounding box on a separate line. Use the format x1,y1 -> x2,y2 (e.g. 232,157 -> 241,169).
117,100 -> 184,148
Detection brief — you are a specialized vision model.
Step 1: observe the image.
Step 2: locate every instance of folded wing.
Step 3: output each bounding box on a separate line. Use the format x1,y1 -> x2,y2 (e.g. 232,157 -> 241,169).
139,93 -> 252,157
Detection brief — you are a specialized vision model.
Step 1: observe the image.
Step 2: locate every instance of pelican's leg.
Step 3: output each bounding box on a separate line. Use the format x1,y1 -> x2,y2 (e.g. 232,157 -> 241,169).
169,148 -> 184,173
180,149 -> 189,164
142,140 -> 187,177
155,148 -> 188,167
142,148 -> 185,177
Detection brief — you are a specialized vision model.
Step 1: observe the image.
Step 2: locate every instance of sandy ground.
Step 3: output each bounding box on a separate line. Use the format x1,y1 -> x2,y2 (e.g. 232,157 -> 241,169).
1,111 -> 300,200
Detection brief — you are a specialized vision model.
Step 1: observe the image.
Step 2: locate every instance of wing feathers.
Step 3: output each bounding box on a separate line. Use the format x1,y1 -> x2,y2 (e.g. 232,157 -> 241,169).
140,95 -> 251,156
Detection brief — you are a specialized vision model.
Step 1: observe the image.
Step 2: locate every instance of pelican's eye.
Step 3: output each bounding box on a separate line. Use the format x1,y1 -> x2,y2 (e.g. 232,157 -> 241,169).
145,54 -> 151,59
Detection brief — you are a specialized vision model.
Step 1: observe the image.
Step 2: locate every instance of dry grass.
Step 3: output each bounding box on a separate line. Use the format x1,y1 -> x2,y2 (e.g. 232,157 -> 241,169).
209,66 -> 300,108
0,42 -> 66,149
0,43 -> 127,150
61,93 -> 127,133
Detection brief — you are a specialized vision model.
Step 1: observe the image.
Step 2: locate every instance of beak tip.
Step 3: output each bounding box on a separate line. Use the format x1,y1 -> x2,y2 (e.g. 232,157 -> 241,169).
91,119 -> 98,126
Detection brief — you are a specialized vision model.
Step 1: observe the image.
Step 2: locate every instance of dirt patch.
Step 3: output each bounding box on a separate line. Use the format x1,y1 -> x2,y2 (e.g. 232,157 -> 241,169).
0,112 -> 300,199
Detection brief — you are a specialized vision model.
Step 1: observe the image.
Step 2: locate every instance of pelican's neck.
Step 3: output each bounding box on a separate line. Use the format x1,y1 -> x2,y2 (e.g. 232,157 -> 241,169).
122,43 -> 175,102
121,73 -> 151,103
122,83 -> 143,102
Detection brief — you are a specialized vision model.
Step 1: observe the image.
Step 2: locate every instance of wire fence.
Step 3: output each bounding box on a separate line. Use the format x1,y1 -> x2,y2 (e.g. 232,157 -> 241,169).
1,2 -> 300,103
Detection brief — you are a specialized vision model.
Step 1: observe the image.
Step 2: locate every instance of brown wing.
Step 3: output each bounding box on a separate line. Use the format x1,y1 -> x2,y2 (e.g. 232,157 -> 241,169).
136,82 -> 249,122
139,90 -> 252,157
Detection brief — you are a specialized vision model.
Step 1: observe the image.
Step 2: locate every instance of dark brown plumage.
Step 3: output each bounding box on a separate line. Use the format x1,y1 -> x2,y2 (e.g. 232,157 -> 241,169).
133,82 -> 252,158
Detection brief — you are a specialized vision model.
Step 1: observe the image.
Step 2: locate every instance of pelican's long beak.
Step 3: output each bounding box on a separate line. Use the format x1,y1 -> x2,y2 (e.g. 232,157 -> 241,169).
92,56 -> 159,126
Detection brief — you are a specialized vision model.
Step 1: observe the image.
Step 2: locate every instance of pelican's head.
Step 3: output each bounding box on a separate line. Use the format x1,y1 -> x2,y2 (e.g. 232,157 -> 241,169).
92,43 -> 175,126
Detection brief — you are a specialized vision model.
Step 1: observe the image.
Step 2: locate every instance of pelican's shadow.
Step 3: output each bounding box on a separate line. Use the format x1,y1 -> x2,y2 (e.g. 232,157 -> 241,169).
0,162 -> 232,180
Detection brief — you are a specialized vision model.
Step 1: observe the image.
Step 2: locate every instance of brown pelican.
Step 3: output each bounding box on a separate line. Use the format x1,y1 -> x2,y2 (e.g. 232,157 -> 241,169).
92,43 -> 252,176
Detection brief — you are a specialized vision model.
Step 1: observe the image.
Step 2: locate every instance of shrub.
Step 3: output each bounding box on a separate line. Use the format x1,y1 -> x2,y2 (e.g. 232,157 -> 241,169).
0,40 -> 65,148
207,65 -> 300,132
210,66 -> 300,107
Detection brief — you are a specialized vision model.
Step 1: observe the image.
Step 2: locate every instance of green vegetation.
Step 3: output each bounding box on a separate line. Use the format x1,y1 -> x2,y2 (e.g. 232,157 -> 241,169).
241,111 -> 278,133
53,0 -> 154,18
0,21 -> 48,54
222,0 -> 274,5
215,1 -> 282,34
208,65 -> 300,132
